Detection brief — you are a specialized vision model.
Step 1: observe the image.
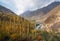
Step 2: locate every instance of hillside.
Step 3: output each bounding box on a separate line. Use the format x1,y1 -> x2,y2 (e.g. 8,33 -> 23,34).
21,1 -> 60,22
0,5 -> 35,38
41,5 -> 60,32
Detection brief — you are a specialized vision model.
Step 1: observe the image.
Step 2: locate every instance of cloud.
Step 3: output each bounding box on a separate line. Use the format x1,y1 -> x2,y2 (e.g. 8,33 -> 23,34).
13,0 -> 56,15
13,0 -> 35,15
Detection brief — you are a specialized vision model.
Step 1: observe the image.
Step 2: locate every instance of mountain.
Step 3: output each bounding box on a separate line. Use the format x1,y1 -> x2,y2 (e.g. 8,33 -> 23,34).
41,5 -> 60,32
20,1 -> 60,22
0,5 -> 15,14
0,5 -> 35,38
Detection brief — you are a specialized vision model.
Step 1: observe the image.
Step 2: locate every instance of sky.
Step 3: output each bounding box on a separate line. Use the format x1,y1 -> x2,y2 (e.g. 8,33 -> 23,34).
0,0 -> 60,15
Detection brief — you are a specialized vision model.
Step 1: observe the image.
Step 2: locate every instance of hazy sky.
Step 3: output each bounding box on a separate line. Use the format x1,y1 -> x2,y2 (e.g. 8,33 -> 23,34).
0,0 -> 60,15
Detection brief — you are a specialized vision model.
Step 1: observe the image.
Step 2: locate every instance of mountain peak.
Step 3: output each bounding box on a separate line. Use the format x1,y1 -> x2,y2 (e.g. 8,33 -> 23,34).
0,5 -> 15,14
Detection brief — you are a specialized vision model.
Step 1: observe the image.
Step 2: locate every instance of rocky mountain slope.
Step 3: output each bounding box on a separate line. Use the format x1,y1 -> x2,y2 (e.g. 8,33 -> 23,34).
41,5 -> 60,32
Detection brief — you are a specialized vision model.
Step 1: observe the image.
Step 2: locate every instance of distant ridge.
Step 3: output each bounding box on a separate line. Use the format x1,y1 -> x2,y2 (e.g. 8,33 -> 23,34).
21,1 -> 60,21
40,1 -> 60,13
